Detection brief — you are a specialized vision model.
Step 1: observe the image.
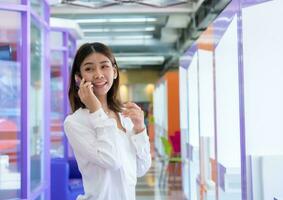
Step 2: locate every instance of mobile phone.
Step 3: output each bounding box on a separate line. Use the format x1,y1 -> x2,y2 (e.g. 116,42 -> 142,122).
75,74 -> 82,88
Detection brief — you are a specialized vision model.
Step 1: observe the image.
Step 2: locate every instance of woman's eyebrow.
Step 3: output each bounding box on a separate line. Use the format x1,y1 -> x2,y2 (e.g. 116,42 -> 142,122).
99,60 -> 110,64
82,60 -> 110,67
82,62 -> 94,66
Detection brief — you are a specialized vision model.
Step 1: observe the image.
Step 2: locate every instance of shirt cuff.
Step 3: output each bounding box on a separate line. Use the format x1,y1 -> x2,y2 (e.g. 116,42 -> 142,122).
131,129 -> 149,154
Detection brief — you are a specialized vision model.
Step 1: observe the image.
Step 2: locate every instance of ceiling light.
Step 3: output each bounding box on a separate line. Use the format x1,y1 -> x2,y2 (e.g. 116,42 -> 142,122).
85,35 -> 153,40
109,18 -> 157,23
114,35 -> 153,39
115,56 -> 165,66
75,18 -> 157,24
82,27 -> 155,33
83,28 -> 111,33
75,19 -> 107,23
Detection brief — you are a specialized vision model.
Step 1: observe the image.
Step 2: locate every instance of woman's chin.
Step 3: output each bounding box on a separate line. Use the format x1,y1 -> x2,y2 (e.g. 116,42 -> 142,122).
93,88 -> 108,97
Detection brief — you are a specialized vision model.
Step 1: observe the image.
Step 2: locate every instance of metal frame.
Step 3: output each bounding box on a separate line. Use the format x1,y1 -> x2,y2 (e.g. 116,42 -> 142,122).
50,27 -> 76,160
63,0 -> 189,9
0,0 -> 50,199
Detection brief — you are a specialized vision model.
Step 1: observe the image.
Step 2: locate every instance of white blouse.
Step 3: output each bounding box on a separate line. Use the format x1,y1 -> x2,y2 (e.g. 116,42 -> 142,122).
64,107 -> 152,200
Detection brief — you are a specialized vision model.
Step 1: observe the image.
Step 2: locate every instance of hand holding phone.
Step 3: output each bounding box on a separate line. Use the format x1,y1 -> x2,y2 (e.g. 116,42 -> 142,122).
75,75 -> 101,113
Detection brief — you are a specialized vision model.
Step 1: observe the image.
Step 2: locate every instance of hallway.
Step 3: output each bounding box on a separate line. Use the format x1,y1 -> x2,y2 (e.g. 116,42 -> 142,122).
136,159 -> 185,200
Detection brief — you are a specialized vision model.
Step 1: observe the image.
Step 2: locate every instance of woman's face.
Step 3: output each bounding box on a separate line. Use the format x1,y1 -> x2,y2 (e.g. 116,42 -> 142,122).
80,52 -> 117,97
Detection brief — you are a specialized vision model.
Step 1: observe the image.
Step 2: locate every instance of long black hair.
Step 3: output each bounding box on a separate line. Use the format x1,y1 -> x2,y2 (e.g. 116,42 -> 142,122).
68,42 -> 122,113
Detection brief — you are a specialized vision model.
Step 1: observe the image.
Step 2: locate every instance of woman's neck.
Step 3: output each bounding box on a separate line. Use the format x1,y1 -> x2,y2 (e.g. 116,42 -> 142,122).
98,95 -> 110,113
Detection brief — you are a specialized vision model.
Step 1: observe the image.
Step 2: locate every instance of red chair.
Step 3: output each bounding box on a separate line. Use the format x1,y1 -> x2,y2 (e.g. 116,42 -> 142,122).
169,131 -> 181,156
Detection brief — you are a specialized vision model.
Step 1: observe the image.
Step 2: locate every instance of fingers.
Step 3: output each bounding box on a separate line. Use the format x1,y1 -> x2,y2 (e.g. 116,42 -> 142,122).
122,102 -> 145,133
79,78 -> 92,90
122,102 -> 144,118
77,78 -> 94,98
122,109 -> 144,118
123,102 -> 141,110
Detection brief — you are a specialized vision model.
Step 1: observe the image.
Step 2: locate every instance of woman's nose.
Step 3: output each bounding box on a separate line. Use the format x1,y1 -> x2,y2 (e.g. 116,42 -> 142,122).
94,69 -> 104,79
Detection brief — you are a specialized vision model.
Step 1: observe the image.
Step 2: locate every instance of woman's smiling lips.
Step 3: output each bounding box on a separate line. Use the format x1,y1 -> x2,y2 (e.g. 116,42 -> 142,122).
93,81 -> 107,88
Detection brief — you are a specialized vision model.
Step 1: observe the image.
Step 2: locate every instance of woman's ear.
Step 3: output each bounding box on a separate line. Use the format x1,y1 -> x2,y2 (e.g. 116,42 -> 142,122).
113,67 -> 117,79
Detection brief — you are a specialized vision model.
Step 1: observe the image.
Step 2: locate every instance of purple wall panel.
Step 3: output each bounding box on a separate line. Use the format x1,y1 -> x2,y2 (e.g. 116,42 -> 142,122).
241,0 -> 272,7
212,0 -> 238,48
180,43 -> 197,69
63,31 -> 69,159
218,163 -> 227,191
21,8 -> 31,199
43,3 -> 51,199
236,0 -> 248,199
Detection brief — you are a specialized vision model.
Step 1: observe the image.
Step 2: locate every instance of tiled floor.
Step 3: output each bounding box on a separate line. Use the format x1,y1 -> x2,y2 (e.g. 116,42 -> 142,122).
136,159 -> 186,200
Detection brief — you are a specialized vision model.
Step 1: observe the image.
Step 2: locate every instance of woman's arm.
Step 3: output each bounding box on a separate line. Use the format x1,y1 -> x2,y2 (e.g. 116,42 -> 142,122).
131,129 -> 152,177
64,108 -> 121,170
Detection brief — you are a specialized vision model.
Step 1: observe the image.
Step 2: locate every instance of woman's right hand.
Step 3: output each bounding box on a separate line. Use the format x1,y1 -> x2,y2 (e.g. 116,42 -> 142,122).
77,77 -> 101,113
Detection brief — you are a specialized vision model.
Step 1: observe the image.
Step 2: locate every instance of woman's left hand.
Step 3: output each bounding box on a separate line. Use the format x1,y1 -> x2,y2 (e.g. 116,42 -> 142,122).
122,102 -> 145,134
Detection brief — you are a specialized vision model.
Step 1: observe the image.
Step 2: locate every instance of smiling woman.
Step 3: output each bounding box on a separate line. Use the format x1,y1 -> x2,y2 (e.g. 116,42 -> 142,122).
69,42 -> 121,113
64,42 -> 152,200
79,53 -> 117,98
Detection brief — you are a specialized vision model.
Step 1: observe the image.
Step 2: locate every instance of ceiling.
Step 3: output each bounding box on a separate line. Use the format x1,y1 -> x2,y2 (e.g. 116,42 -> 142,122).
50,0 -> 230,72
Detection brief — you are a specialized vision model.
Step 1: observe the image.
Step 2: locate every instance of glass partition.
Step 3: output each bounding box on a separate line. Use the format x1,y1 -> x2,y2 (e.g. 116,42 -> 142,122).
30,19 -> 45,191
31,0 -> 44,17
0,0 -> 20,4
0,10 -> 22,200
187,52 -> 200,200
242,0 -> 283,199
179,66 -> 189,199
68,35 -> 76,58
50,31 -> 63,49
153,80 -> 168,155
50,29 -> 77,159
50,50 -> 64,158
198,49 -> 216,199
214,15 -> 242,200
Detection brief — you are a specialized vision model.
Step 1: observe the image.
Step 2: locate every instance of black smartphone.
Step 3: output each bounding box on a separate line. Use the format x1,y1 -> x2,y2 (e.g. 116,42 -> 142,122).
75,74 -> 82,88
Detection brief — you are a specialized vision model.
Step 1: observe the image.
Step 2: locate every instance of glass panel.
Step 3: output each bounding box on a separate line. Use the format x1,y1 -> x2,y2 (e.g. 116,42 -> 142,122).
242,1 -> 283,199
179,66 -> 190,199
214,15 -> 242,200
31,0 -> 44,17
35,194 -> 43,200
50,51 -> 64,158
0,10 -> 21,199
0,0 -> 20,4
30,20 -> 44,191
50,31 -> 63,49
198,49 -> 216,198
187,52 -> 200,200
68,36 -> 76,57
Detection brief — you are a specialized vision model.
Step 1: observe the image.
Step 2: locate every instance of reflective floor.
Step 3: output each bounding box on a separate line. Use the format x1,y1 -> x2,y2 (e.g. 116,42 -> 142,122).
136,159 -> 185,200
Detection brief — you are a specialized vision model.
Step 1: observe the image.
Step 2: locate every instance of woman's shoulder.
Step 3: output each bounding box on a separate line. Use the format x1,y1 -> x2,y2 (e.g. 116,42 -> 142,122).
64,108 -> 87,123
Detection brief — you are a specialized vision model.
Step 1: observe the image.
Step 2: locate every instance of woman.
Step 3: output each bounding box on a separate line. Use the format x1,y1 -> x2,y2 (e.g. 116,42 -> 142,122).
64,42 -> 151,200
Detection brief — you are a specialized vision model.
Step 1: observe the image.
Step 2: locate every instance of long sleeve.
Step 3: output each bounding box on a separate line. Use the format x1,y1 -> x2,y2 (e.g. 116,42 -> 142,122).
130,129 -> 152,177
64,108 -> 122,170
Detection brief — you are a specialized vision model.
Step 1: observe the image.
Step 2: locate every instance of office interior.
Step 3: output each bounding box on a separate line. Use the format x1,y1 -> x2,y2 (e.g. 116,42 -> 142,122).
0,0 -> 282,200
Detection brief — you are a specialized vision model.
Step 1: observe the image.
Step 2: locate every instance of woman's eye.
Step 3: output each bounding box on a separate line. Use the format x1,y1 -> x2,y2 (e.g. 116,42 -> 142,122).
85,67 -> 93,71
